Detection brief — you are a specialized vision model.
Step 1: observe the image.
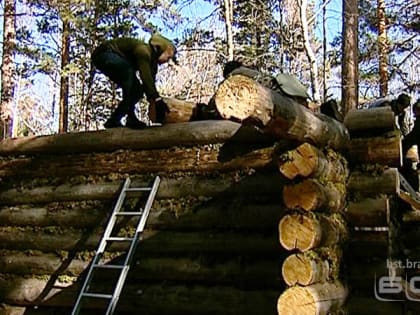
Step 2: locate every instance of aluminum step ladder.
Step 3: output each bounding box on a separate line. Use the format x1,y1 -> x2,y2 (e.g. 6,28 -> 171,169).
70,176 -> 160,315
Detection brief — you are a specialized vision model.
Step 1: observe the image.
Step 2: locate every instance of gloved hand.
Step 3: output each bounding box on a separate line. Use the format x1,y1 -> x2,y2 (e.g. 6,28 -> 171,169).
155,98 -> 170,124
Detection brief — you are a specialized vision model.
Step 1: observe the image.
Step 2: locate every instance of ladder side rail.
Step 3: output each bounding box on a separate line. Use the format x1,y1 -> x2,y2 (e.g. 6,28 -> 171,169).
105,176 -> 161,315
135,176 -> 161,235
70,177 -> 131,315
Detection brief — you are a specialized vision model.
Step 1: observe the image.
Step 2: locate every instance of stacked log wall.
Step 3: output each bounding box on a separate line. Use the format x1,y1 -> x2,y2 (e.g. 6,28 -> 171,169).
344,107 -> 407,314
276,143 -> 349,314
0,121 -> 288,315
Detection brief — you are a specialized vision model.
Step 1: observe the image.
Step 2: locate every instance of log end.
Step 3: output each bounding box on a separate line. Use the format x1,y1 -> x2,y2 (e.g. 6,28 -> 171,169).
278,214 -> 321,251
278,143 -> 317,180
214,75 -> 272,123
277,286 -> 319,315
283,181 -> 319,211
277,282 -> 347,315
282,253 -> 329,286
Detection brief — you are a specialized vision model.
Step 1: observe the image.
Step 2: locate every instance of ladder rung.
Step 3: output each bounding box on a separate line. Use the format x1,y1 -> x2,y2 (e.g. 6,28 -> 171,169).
125,187 -> 152,192
106,237 -> 134,242
115,211 -> 143,216
93,264 -> 125,269
82,292 -> 113,299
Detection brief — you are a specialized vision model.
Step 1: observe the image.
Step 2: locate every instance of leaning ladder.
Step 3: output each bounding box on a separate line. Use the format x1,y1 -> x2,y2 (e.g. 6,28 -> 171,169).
70,176 -> 161,315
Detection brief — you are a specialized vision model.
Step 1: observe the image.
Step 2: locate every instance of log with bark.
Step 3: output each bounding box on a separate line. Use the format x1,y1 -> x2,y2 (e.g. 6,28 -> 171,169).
0,145 -> 275,180
0,228 -> 280,255
0,120 -> 274,156
0,276 -> 279,315
277,142 -> 348,181
0,201 -> 286,231
0,250 -> 283,289
0,173 -> 286,205
281,248 -> 341,286
213,74 -> 349,150
278,212 -> 347,252
277,281 -> 347,315
345,196 -> 390,227
347,131 -> 402,166
343,106 -> 395,135
282,179 -> 346,212
347,168 -> 399,196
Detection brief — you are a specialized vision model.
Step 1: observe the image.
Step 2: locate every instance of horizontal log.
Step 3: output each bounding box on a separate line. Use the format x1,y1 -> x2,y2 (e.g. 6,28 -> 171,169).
0,276 -> 279,315
0,228 -> 280,256
277,142 -> 349,181
0,145 -> 274,180
347,131 -> 402,166
278,213 -> 347,252
283,179 -> 346,212
0,173 -> 286,205
0,250 -> 283,289
277,281 -> 347,315
345,196 -> 390,227
0,120 -> 275,156
347,168 -> 399,196
344,106 -> 395,134
213,75 -> 349,150
0,200 -> 286,231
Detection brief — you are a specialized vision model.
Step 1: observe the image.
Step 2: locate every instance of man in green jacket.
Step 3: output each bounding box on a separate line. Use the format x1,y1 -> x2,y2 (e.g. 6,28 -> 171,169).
92,34 -> 177,128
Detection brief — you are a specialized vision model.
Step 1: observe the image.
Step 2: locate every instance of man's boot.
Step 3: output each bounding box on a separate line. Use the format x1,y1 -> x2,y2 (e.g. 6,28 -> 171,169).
104,114 -> 123,128
126,114 -> 147,129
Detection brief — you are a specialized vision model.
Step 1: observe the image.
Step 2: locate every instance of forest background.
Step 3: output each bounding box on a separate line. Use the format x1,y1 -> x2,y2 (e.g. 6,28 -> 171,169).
0,0 -> 419,138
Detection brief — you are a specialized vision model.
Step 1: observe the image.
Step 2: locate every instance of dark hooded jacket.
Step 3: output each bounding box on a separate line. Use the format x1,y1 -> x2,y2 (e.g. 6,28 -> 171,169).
92,34 -> 176,101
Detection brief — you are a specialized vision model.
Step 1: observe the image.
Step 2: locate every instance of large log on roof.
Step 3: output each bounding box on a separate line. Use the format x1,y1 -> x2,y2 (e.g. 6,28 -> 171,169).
213,74 -> 350,150
0,120 -> 273,156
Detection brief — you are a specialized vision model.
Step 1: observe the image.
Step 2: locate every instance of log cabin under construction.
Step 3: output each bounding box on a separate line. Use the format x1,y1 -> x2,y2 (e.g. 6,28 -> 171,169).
0,74 -> 419,315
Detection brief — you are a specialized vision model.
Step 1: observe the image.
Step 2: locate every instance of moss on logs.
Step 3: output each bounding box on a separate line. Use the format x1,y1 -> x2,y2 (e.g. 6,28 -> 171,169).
0,173 -> 287,205
0,200 -> 286,231
0,227 -> 280,256
0,145 -> 275,180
